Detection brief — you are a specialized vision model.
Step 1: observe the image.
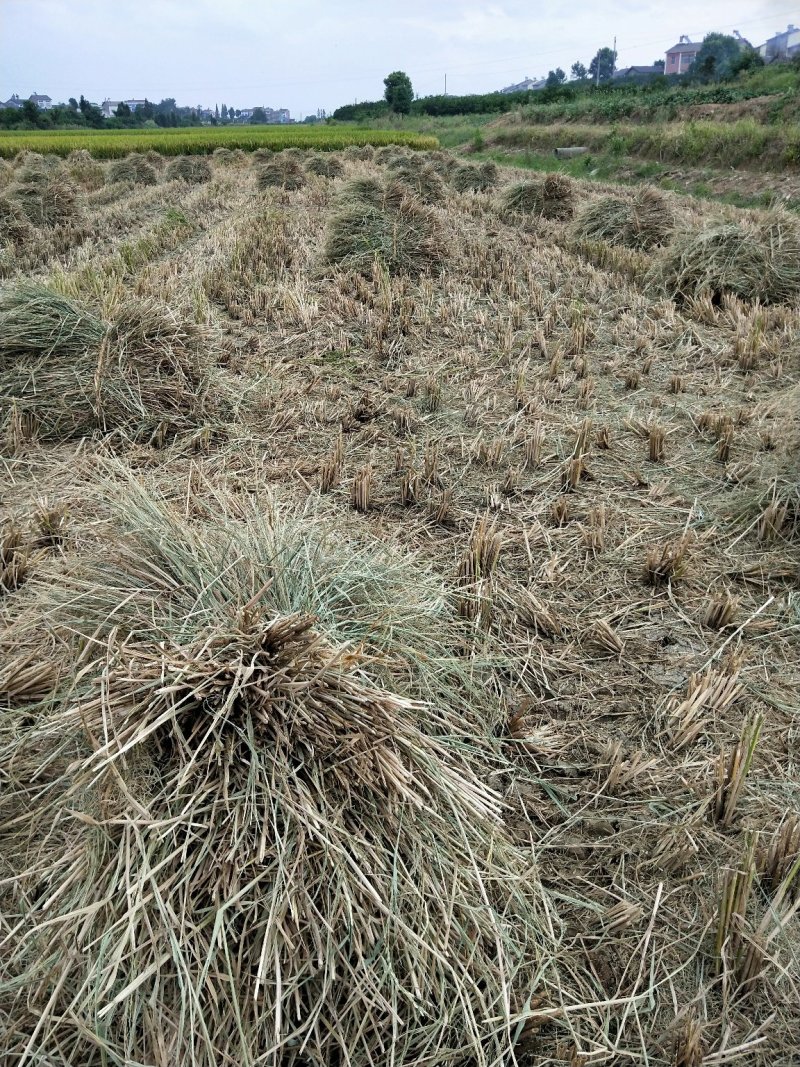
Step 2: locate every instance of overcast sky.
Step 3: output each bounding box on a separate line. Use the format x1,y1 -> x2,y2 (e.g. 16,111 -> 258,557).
2,1 -> 796,117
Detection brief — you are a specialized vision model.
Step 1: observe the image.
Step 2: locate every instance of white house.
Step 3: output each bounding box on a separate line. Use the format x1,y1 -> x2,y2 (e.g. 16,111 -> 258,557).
758,24 -> 800,61
101,98 -> 149,117
500,76 -> 546,94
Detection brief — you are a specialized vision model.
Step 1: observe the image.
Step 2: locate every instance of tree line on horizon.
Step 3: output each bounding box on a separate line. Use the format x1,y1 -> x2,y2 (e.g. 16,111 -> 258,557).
0,96 -> 314,132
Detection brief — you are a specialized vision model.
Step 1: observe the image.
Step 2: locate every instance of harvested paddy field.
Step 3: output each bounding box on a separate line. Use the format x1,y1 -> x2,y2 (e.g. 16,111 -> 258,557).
1,144 -> 799,1066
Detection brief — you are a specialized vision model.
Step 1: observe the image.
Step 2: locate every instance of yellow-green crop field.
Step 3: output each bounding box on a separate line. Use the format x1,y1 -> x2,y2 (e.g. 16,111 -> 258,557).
0,125 -> 438,159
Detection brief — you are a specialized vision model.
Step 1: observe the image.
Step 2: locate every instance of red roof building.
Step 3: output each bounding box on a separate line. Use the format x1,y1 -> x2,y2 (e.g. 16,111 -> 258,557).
665,36 -> 699,75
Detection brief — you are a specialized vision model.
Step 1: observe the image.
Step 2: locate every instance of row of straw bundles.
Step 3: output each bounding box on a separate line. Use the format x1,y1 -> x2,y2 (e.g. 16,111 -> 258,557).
0,480 -> 547,1067
0,283 -> 218,440
497,170 -> 800,305
324,177 -> 448,276
500,172 -> 576,221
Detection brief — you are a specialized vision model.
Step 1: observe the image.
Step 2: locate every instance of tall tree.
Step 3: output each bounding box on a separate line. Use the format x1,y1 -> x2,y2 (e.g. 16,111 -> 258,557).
588,47 -> 617,82
21,99 -> 40,125
693,33 -> 745,81
383,71 -> 413,114
251,107 -> 267,124
68,96 -> 79,110
546,68 -> 566,86
79,94 -> 104,127
570,61 -> 588,80
115,101 -> 132,118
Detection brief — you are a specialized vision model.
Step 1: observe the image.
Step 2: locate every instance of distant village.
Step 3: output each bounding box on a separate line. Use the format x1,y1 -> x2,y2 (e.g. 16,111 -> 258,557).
501,23 -> 799,92
0,94 -> 293,124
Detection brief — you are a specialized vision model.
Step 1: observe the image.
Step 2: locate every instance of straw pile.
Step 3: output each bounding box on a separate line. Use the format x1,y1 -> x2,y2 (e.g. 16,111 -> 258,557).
0,284 -> 218,439
305,152 -> 345,178
0,483 -> 544,1067
451,160 -> 498,192
343,143 -> 375,161
1,195 -> 35,275
335,175 -> 386,208
165,155 -> 212,183
374,145 -> 399,165
387,158 -> 446,202
656,213 -> 800,304
65,148 -> 106,190
7,164 -> 81,227
0,195 -> 36,249
107,152 -> 158,186
255,154 -> 306,189
501,173 -> 576,220
144,149 -> 166,170
325,180 -> 447,275
12,150 -> 47,170
572,187 -> 674,249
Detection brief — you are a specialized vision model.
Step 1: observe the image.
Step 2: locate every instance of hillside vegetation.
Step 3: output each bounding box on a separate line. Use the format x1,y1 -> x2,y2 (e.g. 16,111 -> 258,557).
489,118 -> 800,169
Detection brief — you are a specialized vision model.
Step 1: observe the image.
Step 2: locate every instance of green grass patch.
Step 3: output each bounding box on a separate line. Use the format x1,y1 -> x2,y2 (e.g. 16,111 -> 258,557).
344,112 -> 499,148
490,119 -> 800,170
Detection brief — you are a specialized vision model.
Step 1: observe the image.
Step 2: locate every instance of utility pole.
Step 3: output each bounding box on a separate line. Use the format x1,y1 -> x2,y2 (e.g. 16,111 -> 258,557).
612,36 -> 617,77
444,73 -> 447,95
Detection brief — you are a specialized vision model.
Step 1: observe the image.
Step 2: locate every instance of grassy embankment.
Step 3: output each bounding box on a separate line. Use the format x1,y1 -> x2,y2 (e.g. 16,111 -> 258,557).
513,63 -> 800,125
487,119 -> 800,169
